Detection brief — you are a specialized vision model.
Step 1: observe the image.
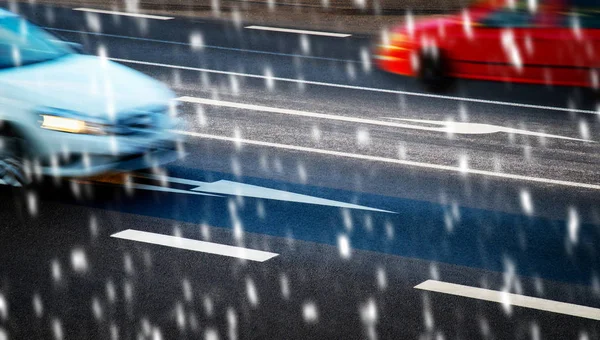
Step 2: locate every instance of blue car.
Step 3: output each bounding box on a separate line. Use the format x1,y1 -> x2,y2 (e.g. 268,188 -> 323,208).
0,9 -> 182,186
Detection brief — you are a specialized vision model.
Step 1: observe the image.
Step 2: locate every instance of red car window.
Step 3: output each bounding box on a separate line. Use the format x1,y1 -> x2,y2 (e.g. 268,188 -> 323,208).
479,8 -> 537,27
564,12 -> 600,28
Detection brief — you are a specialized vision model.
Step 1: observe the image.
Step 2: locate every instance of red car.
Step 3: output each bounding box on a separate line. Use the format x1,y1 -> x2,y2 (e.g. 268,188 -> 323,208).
374,0 -> 599,91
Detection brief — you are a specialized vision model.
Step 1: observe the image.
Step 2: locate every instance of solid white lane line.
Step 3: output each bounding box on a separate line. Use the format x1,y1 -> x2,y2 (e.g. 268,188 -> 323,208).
415,280 -> 600,320
178,96 -> 586,141
245,25 -> 351,37
109,58 -> 599,115
73,8 -> 174,20
112,229 -> 278,262
172,130 -> 600,191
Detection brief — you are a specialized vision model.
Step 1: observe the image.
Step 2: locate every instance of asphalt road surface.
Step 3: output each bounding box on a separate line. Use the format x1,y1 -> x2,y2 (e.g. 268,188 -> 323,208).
1,3 -> 600,339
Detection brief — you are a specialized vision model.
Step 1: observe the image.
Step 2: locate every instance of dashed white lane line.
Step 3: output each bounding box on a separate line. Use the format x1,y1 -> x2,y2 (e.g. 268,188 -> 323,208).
46,27 -> 359,63
177,96 -> 586,141
73,8 -> 174,20
245,25 -> 351,37
109,57 -> 599,115
172,129 -> 600,191
112,229 -> 279,262
415,280 -> 600,320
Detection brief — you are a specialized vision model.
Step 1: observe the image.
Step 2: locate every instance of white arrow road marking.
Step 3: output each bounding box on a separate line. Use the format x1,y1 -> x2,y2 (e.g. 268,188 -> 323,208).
130,183 -> 223,197
177,97 -> 588,142
112,229 -> 278,261
136,173 -> 393,213
192,180 -> 391,212
415,280 -> 600,320
383,118 -> 590,141
79,177 -> 224,197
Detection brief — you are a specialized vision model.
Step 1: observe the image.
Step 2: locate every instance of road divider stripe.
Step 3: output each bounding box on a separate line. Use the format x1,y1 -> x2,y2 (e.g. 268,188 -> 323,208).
73,8 -> 174,20
245,25 -> 351,37
415,280 -> 600,320
112,229 -> 278,262
173,129 -> 600,191
110,58 -> 599,115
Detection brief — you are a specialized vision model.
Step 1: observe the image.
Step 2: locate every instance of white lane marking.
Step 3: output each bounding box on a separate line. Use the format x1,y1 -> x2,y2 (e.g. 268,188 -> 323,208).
385,118 -> 588,141
245,25 -> 351,37
109,58 -> 599,115
415,280 -> 600,320
178,96 -> 587,141
172,130 -> 600,191
73,8 -> 174,20
45,27 -> 359,63
134,173 -> 392,213
112,229 -> 278,261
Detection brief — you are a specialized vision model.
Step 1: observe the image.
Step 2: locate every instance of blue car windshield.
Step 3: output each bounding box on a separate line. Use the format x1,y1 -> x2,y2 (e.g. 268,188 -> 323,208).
0,15 -> 72,69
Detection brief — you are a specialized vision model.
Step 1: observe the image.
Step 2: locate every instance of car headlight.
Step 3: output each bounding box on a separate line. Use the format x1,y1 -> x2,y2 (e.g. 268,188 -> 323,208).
38,108 -> 108,135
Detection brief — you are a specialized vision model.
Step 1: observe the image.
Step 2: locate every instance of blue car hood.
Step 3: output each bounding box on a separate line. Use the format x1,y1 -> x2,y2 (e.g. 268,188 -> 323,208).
0,54 -> 175,118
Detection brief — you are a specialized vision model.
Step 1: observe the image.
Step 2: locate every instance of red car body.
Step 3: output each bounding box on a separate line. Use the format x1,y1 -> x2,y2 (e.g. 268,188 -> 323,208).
374,0 -> 600,88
